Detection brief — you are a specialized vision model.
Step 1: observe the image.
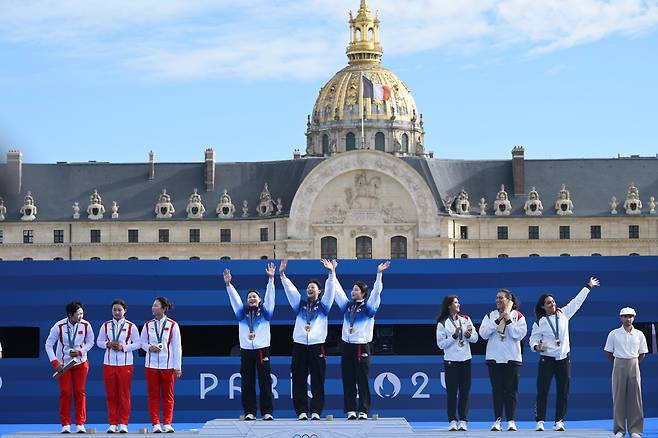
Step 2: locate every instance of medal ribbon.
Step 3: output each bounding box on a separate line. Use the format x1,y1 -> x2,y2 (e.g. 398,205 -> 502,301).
348,302 -> 363,331
111,321 -> 126,343
448,315 -> 463,341
247,307 -> 257,334
305,300 -> 315,325
546,312 -> 560,343
155,317 -> 167,345
66,322 -> 79,349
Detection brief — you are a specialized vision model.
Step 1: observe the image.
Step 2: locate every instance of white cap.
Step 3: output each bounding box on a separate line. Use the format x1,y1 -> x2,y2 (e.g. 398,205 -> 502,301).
619,307 -> 636,316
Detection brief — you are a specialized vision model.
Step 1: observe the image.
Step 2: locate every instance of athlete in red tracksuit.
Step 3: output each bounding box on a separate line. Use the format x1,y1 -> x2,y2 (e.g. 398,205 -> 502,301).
96,299 -> 141,433
45,301 -> 95,433
140,296 -> 182,433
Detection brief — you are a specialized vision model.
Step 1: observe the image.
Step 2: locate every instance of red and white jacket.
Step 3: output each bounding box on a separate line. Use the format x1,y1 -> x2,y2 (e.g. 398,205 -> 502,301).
140,317 -> 182,370
45,318 -> 95,366
96,318 -> 141,366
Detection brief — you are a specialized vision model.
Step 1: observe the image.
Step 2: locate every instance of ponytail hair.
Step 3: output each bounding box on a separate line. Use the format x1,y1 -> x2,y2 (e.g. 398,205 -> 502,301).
437,295 -> 458,323
498,288 -> 519,310
155,296 -> 173,314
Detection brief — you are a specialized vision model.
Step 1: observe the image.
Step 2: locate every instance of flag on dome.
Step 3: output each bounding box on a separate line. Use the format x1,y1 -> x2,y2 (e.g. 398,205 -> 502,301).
362,76 -> 391,101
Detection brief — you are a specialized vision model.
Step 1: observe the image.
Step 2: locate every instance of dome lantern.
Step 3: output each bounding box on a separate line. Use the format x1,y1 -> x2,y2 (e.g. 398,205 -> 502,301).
347,0 -> 382,65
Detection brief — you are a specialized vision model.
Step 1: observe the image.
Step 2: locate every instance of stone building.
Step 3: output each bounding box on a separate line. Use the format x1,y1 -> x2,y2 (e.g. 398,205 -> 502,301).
1,0 -> 657,261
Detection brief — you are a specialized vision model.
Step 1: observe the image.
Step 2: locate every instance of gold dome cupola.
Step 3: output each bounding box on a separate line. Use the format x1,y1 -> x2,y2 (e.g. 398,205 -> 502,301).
346,0 -> 382,65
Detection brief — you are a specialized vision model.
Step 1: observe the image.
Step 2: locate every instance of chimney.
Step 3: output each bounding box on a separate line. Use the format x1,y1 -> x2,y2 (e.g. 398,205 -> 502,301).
148,150 -> 155,180
7,150 -> 22,194
204,148 -> 215,192
512,146 -> 525,196
293,149 -> 301,159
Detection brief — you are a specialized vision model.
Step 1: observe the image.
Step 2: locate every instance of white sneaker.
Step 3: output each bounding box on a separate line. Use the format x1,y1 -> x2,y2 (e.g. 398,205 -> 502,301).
614,433 -> 624,438
262,414 -> 274,421
298,413 -> 308,420
448,420 -> 457,431
152,424 -> 163,433
358,412 -> 368,420
311,413 -> 321,420
75,425 -> 86,434
458,421 -> 467,431
535,421 -> 544,431
106,425 -> 118,434
491,419 -> 502,431
347,411 -> 357,420
243,414 -> 256,421
118,425 -> 128,434
631,433 -> 642,438
61,425 -> 71,434
507,420 -> 518,431
554,420 -> 565,431
163,424 -> 175,433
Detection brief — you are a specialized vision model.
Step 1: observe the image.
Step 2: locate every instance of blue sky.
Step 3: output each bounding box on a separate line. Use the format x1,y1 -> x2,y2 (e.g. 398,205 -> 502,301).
0,0 -> 657,164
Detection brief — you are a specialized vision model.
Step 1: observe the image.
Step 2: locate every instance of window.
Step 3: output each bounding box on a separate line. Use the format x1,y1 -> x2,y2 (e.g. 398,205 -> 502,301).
220,256 -> 231,260
629,225 -> 639,239
128,256 -> 138,260
390,236 -> 407,259
90,229 -> 101,243
128,229 -> 139,243
158,256 -> 169,260
53,257 -> 64,260
498,254 -> 509,258
529,253 -> 540,257
53,229 -> 64,244
590,225 -> 601,239
346,132 -> 356,151
460,226 -> 468,240
190,256 -> 200,260
220,228 -> 231,242
90,257 -> 101,260
401,133 -> 409,153
158,229 -> 169,243
0,230 -> 3,244
559,226 -> 570,240
23,230 -> 34,244
374,132 -> 385,151
497,226 -> 508,240
356,236 -> 372,259
591,253 -> 602,256
189,229 -> 200,243
23,257 -> 33,261
629,253 -> 640,256
322,134 -> 329,155
260,255 -> 269,260
528,226 -> 539,240
321,236 -> 337,259
260,227 -> 269,242
560,253 -> 571,257
460,254 -> 469,258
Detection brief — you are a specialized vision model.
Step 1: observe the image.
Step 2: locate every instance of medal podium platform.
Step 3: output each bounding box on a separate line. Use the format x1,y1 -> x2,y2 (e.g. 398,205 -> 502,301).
1,418 -> 613,438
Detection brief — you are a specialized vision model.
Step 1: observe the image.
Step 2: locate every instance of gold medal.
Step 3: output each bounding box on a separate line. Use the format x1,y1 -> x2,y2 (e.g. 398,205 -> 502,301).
304,323 -> 311,332
499,334 -> 506,341
349,327 -> 354,334
248,332 -> 255,341
156,343 -> 164,350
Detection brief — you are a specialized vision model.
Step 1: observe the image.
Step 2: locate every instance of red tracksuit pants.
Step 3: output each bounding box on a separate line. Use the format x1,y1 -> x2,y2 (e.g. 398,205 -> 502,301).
103,365 -> 134,425
58,361 -> 89,426
145,368 -> 175,425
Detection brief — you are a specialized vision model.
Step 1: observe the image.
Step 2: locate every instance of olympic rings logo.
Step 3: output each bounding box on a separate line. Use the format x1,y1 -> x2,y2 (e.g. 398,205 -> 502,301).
292,434 -> 319,438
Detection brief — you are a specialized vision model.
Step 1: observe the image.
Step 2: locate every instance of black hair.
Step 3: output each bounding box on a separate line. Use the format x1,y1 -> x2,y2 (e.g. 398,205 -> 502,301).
65,301 -> 83,317
353,281 -> 368,299
307,279 -> 322,290
111,299 -> 127,310
154,296 -> 173,313
437,295 -> 459,323
535,293 -> 554,321
497,288 -> 519,310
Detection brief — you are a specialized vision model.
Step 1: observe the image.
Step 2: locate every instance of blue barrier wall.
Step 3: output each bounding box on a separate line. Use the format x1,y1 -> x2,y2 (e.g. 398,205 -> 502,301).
0,257 -> 656,423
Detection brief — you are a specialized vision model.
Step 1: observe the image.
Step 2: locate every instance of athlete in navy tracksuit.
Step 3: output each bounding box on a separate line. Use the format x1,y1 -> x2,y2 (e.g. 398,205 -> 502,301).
224,263 -> 276,421
333,260 -> 391,420
279,259 -> 336,420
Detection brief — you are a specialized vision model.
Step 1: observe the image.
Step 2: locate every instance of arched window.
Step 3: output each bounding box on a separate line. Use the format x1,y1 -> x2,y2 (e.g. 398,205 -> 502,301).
529,253 -> 540,257
356,236 -> 372,259
23,257 -> 33,261
390,236 -> 407,259
591,253 -> 602,256
401,133 -> 409,153
260,255 -> 269,260
368,28 -> 374,41
629,253 -> 640,256
53,257 -> 64,261
90,257 -> 101,260
460,254 -> 469,258
189,256 -> 201,260
322,134 -> 329,155
346,132 -> 356,151
497,254 -> 509,258
220,256 -> 231,260
375,132 -> 385,151
321,236 -> 337,259
128,256 -> 138,260
158,256 -> 169,260
356,28 -> 361,41
560,253 -> 571,257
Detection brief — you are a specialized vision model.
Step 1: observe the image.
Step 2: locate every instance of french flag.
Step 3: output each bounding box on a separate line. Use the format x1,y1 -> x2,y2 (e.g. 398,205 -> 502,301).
362,76 -> 391,101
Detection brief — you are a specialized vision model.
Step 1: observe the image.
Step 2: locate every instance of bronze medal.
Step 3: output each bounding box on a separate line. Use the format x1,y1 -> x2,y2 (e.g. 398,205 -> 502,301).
458,340 -> 465,348
248,332 -> 255,341
349,327 -> 354,334
304,323 -> 311,332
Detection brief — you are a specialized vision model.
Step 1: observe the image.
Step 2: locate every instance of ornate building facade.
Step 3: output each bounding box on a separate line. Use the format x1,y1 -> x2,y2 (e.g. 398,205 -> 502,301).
1,0 -> 657,261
